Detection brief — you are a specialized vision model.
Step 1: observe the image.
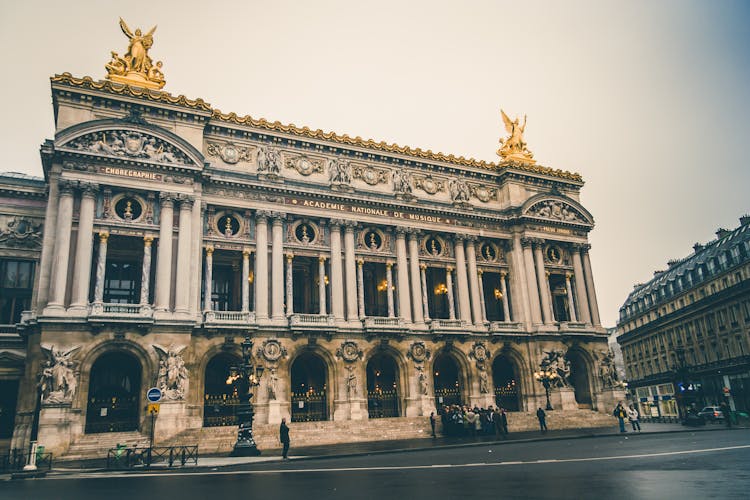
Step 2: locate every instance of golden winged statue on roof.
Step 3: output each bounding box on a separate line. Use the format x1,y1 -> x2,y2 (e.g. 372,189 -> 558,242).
496,109 -> 535,165
105,18 -> 165,90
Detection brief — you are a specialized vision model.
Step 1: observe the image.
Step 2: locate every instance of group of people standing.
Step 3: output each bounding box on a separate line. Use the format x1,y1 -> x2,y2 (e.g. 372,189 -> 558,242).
432,405 -> 510,437
613,401 -> 642,432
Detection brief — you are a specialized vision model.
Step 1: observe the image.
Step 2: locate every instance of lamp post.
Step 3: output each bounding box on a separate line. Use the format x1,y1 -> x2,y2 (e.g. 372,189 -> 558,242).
534,370 -> 558,411
671,345 -> 691,422
227,335 -> 264,456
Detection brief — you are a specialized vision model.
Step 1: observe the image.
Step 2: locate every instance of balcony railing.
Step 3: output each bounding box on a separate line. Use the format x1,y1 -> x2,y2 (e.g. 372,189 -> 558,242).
204,310 -> 255,326
289,314 -> 335,327
430,319 -> 467,332
488,321 -> 523,332
89,303 -> 154,321
362,316 -> 406,332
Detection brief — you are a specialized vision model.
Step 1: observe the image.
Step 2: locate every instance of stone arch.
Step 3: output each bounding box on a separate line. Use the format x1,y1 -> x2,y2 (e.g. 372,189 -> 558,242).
491,352 -> 523,412
520,194 -> 594,226
431,346 -> 471,408
566,347 -> 594,409
288,346 -> 334,422
84,350 -> 143,434
202,351 -> 242,427
364,346 -> 405,418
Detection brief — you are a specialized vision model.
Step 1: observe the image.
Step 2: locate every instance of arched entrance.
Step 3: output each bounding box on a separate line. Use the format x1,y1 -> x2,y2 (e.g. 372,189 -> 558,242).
85,352 -> 141,433
366,353 -> 400,418
290,352 -> 328,422
203,353 -> 241,427
433,352 -> 462,408
492,356 -> 520,411
567,351 -> 592,408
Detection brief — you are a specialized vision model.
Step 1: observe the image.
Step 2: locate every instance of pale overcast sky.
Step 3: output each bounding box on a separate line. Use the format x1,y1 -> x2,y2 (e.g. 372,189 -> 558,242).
1,0 -> 748,327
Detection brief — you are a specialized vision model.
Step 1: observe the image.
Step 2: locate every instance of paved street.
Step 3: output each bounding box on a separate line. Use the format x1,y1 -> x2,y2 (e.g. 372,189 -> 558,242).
3,428 -> 749,499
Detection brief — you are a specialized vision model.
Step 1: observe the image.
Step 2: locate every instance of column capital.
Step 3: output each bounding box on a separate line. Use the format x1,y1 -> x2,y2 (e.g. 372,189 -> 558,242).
271,211 -> 286,223
580,243 -> 592,253
477,268 -> 484,276
452,234 -> 465,243
385,261 -> 394,269
242,248 -> 252,257
58,179 -> 76,195
520,237 -> 534,248
419,263 -> 427,270
255,209 -> 271,222
159,192 -> 178,204
446,265 -> 454,272
143,235 -> 154,247
286,252 -> 294,262
407,228 -> 421,241
464,234 -> 478,244
205,245 -> 214,255
99,231 -> 110,242
80,182 -> 99,198
318,255 -> 327,263
394,226 -> 408,237
565,272 -> 573,279
329,218 -> 345,229
179,195 -> 195,208
343,220 -> 358,231
499,270 -> 507,277
356,258 -> 364,266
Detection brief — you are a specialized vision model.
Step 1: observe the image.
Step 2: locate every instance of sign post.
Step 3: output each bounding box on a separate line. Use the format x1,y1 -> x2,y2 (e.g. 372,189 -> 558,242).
146,387 -> 162,456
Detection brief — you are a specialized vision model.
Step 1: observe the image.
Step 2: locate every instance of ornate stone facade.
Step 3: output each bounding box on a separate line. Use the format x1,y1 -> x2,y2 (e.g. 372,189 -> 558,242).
0,48 -> 615,456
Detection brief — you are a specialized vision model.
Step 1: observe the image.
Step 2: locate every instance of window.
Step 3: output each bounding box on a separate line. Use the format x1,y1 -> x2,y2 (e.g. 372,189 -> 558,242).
0,259 -> 35,324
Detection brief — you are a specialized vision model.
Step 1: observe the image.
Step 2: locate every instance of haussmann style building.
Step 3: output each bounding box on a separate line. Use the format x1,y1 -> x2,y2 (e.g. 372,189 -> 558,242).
0,22 -> 619,458
617,218 -> 750,420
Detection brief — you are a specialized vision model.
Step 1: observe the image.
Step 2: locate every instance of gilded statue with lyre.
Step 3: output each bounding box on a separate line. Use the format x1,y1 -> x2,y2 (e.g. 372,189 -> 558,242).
105,18 -> 165,90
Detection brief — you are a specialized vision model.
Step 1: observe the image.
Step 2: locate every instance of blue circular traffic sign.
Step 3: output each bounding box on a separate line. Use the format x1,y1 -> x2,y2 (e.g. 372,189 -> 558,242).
147,387 -> 162,403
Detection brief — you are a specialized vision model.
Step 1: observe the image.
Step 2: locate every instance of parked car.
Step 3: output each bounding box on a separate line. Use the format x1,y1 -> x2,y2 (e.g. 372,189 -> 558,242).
697,406 -> 724,422
682,411 -> 706,426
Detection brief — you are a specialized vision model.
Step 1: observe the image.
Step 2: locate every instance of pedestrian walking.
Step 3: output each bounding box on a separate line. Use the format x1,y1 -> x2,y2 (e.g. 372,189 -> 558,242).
627,404 -> 641,432
720,402 -> 732,428
430,411 -> 437,438
613,401 -> 627,433
280,417 -> 290,459
536,407 -> 547,433
500,408 -> 509,436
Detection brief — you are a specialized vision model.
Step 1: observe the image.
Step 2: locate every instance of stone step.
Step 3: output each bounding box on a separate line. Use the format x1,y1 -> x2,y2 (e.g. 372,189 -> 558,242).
62,431 -> 150,460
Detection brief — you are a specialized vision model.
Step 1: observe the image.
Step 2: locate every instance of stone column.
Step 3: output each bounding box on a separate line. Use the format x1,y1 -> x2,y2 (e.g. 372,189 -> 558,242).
571,245 -> 591,324
477,270 -> 487,322
453,237 -> 471,322
329,221 -> 345,321
241,249 -> 250,312
174,197 -> 193,314
521,238 -> 542,325
385,262 -> 395,318
395,229 -> 412,322
532,241 -> 553,324
581,244 -> 602,326
254,211 -> 269,320
510,234 -> 531,326
285,253 -> 294,316
203,246 -> 213,311
154,194 -> 174,312
419,264 -> 430,321
565,272 -> 577,322
357,259 -> 365,318
47,181 -> 75,310
271,214 -> 285,320
344,223 -> 358,321
93,231 -> 109,304
465,238 -> 483,325
140,236 -> 153,306
500,271 -> 511,322
408,232 -> 424,324
70,183 -> 97,311
445,266 -> 456,320
318,256 -> 327,315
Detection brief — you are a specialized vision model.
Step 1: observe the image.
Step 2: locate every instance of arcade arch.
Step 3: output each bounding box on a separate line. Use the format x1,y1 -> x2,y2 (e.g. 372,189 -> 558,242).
290,351 -> 329,422
85,351 -> 141,434
492,355 -> 521,411
203,353 -> 241,427
366,352 -> 400,418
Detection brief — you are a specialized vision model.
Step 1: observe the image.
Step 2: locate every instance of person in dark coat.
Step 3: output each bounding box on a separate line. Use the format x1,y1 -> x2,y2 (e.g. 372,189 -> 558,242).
500,408 -> 509,436
280,417 -> 290,459
430,412 -> 437,438
536,407 -> 547,433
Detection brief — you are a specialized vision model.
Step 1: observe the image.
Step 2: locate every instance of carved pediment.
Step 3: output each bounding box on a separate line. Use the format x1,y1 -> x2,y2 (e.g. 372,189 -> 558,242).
0,217 -> 43,249
61,129 -> 196,167
525,199 -> 588,224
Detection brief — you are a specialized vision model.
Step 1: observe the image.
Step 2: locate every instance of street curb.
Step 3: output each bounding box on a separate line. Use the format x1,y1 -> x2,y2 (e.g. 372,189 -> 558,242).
43,425 -> 748,476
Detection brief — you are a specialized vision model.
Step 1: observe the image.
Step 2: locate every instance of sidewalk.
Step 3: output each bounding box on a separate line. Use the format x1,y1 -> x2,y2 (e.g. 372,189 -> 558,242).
48,421 -> 744,474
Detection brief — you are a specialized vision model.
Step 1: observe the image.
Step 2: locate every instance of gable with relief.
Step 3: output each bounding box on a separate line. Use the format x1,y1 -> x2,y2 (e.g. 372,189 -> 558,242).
523,197 -> 592,225
61,129 -> 195,167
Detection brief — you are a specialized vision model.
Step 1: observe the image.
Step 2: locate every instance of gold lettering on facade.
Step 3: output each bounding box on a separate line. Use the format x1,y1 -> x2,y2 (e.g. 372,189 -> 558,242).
102,166 -> 160,180
286,196 -> 456,225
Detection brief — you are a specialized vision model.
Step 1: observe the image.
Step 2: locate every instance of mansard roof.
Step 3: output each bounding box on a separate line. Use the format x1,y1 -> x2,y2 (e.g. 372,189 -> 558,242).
619,217 -> 750,322
52,72 -> 583,183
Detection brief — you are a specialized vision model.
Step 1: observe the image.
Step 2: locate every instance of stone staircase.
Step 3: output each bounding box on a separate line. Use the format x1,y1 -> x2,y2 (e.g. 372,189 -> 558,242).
61,431 -> 150,460
160,410 -> 616,455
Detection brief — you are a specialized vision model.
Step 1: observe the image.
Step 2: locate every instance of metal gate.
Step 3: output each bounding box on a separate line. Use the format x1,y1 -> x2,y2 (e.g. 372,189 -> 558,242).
434,388 -> 462,408
203,394 -> 240,427
291,390 -> 327,422
367,389 -> 399,418
85,395 -> 139,433
494,384 -> 520,411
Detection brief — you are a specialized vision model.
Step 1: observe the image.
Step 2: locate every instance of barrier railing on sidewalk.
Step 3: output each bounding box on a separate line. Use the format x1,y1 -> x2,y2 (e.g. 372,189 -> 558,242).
106,445 -> 199,469
0,449 -> 53,473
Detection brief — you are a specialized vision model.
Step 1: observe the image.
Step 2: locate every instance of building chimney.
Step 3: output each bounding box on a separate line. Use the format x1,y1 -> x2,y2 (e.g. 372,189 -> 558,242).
693,243 -> 704,253
716,228 -> 730,239
740,215 -> 750,227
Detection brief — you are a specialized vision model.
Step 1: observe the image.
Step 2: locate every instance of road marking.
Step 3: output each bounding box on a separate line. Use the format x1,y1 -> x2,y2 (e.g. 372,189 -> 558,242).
36,443 -> 750,481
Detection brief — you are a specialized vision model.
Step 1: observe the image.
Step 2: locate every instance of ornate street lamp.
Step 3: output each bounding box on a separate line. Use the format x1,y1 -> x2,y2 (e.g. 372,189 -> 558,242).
534,370 -> 558,411
227,335 -> 265,456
